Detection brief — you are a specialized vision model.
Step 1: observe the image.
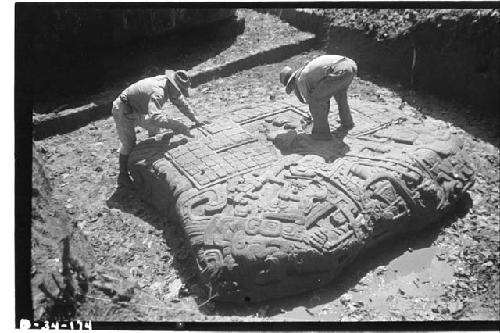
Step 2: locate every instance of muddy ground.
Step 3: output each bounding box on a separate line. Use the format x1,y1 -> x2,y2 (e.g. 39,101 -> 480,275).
31,9 -> 499,322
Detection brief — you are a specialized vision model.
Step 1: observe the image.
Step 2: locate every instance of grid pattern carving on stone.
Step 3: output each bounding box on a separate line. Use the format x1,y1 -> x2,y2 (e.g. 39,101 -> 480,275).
165,103 -> 303,189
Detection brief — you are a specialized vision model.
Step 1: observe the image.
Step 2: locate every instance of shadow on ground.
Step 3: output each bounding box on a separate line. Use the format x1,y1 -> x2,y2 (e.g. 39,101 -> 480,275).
34,17 -> 244,114
105,186 -> 202,294
271,128 -> 350,162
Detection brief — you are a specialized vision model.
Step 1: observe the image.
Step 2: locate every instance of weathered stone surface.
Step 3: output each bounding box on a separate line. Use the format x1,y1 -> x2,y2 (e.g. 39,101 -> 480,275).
129,98 -> 475,303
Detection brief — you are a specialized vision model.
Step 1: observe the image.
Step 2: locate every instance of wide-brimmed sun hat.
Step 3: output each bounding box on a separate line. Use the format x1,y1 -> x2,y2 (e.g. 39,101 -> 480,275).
280,66 -> 296,94
171,70 -> 191,97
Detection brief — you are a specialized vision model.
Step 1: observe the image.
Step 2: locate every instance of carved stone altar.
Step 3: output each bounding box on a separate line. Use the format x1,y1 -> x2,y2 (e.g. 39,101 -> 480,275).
128,98 -> 475,302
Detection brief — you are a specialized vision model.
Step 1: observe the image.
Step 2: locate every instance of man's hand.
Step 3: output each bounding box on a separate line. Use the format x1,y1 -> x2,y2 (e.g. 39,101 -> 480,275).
193,117 -> 210,127
166,119 -> 195,138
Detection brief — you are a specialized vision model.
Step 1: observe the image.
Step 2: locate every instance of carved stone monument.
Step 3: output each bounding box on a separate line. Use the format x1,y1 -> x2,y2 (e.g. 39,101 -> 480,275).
128,98 -> 475,302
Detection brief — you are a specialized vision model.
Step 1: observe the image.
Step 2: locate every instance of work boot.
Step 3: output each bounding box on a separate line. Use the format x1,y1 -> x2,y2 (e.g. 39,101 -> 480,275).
311,131 -> 333,141
118,154 -> 133,188
338,121 -> 354,131
334,122 -> 354,139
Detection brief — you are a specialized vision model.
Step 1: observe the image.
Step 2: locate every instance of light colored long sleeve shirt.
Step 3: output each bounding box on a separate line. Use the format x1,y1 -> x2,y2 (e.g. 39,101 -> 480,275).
122,74 -> 197,127
295,55 -> 348,103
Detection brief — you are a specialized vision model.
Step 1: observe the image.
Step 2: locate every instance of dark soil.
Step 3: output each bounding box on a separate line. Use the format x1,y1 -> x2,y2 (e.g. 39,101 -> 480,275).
31,145 -> 94,320
32,9 -> 312,115
31,17 -> 242,115
269,8 -> 498,40
30,8 -> 499,322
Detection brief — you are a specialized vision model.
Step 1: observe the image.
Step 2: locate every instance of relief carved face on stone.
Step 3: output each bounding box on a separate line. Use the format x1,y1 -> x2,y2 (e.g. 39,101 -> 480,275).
130,99 -> 475,302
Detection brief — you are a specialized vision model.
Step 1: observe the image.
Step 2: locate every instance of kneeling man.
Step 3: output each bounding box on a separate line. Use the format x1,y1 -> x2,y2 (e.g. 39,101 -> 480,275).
112,69 -> 203,187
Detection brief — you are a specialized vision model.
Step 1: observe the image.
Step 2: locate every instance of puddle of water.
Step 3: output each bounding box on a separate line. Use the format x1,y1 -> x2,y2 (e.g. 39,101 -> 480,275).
355,246 -> 454,317
381,246 -> 454,287
385,247 -> 436,279
277,306 -> 318,321
272,245 -> 455,320
384,246 -> 455,288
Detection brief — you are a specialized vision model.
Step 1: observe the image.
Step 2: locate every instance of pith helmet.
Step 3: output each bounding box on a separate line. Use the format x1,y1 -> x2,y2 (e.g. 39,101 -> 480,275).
172,70 -> 191,97
280,66 -> 293,86
280,66 -> 296,94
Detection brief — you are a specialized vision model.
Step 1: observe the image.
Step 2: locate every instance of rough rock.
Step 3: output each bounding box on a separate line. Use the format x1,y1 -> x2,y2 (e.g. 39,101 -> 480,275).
128,97 -> 475,303
129,98 -> 476,303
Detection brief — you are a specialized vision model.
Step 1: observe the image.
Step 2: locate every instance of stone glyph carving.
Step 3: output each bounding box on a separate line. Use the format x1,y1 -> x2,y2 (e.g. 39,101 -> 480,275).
129,98 -> 475,302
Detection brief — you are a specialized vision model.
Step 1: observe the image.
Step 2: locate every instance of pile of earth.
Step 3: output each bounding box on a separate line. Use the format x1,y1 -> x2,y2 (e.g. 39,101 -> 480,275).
317,9 -> 497,41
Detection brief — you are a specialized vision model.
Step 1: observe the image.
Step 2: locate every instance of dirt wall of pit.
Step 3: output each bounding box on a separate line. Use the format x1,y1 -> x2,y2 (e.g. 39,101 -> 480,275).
31,145 -> 94,320
22,7 -> 236,58
328,13 -> 499,114
261,9 -> 499,114
17,5 -> 239,115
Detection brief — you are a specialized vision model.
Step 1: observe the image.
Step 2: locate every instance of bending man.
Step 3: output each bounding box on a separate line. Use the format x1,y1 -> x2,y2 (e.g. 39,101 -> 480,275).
112,69 -> 203,187
280,55 -> 358,140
